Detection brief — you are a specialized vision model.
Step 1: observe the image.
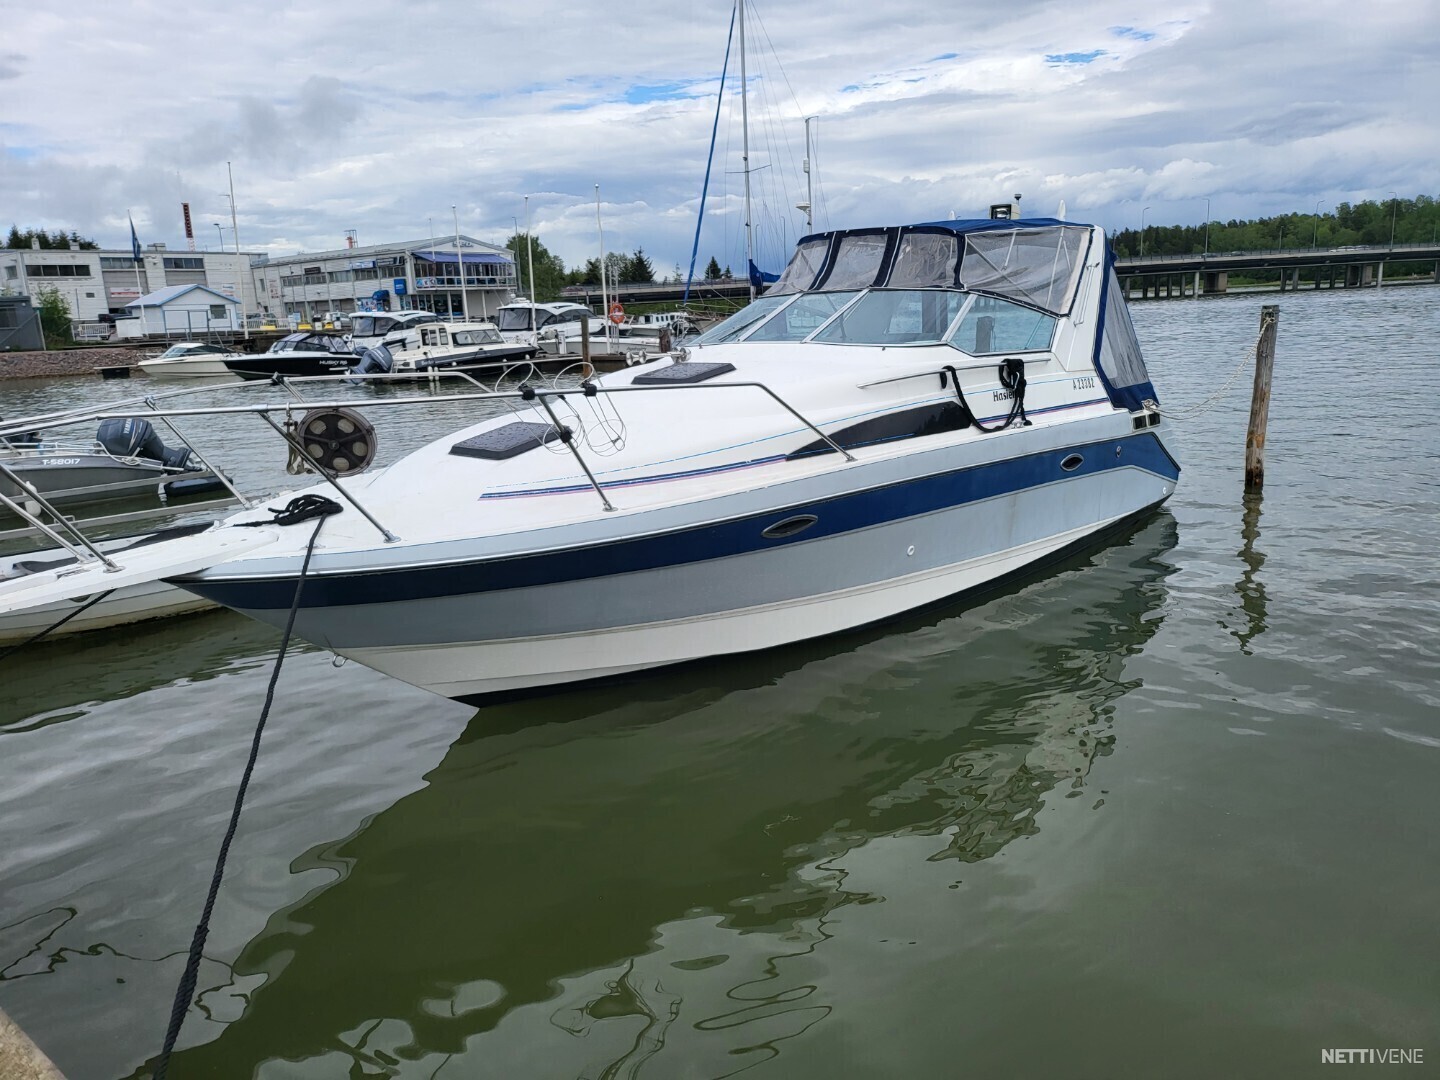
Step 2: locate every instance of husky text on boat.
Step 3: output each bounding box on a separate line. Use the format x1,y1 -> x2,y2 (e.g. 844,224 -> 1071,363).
143,217 -> 1179,702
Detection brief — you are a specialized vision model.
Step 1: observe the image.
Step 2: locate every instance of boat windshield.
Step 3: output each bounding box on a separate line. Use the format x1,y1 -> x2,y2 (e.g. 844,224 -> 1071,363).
745,291 -> 861,342
947,295 -> 1057,354
455,328 -> 503,344
497,308 -> 538,331
692,295 -> 792,344
812,290 -> 967,345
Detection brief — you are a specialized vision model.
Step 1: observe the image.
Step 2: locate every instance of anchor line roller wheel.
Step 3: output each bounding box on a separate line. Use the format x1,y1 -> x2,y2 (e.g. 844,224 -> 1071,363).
291,407 -> 378,477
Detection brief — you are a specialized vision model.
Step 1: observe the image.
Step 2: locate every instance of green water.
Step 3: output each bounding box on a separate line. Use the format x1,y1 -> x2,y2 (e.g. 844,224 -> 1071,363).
1,286 -> 1437,1078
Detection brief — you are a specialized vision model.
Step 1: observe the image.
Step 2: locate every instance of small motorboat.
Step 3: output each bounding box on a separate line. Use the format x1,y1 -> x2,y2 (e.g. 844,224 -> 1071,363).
495,301 -> 607,356
352,320 -> 540,378
136,341 -> 237,380
0,417 -> 224,513
0,524 -> 220,643
223,332 -> 360,381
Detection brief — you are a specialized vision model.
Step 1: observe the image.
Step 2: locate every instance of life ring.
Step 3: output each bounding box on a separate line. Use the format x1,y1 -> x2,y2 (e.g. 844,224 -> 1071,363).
608,301 -> 625,325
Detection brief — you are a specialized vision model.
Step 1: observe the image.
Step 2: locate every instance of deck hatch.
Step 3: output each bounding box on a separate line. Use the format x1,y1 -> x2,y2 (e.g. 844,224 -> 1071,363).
450,422 -> 563,460
631,361 -> 735,385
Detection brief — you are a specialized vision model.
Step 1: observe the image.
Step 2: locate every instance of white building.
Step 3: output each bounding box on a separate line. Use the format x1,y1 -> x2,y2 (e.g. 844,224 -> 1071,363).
0,243 -> 261,323
253,235 -> 518,323
114,284 -> 242,338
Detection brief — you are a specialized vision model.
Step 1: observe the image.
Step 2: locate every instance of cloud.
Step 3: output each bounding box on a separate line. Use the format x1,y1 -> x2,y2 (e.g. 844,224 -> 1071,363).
0,0 -> 1435,273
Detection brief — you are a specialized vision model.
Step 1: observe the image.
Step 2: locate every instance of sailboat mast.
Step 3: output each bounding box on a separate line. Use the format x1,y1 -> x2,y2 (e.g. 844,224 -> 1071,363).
738,0 -> 754,302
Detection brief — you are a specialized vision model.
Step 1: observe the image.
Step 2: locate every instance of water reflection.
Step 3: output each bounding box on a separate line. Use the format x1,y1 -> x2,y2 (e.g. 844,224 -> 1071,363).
0,610 -> 289,730
1231,491 -> 1269,653
152,512 -> 1177,1078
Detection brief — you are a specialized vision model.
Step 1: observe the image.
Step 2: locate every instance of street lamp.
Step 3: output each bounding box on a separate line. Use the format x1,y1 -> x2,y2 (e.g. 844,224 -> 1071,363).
1202,197 -> 1211,258
213,223 -> 224,251
1141,206 -> 1151,257
1313,200 -> 1324,249
1388,191 -> 1398,248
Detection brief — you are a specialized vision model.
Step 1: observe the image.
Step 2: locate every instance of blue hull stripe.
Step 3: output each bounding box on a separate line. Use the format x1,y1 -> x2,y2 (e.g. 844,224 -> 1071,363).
181,433 -> 1179,612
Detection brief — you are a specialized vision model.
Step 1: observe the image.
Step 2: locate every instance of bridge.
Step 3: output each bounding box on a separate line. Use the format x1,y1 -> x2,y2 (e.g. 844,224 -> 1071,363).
561,241 -> 1440,311
1116,242 -> 1440,299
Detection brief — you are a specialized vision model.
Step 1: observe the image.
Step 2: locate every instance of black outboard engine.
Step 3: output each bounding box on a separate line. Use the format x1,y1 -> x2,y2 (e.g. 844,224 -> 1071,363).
96,417 -> 194,470
350,345 -> 394,380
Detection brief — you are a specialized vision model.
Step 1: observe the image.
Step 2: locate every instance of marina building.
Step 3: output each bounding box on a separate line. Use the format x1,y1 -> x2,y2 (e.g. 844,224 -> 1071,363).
252,235 -> 519,322
0,245 -> 260,324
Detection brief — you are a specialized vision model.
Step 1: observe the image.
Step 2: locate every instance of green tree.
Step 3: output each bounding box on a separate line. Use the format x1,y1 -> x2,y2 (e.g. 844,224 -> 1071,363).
704,256 -> 722,281
33,285 -> 72,347
4,226 -> 99,250
625,247 -> 655,284
571,258 -> 603,286
504,232 -> 569,302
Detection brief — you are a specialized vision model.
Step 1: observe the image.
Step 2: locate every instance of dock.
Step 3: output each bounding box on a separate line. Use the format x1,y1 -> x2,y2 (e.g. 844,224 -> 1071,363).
0,1008 -> 65,1080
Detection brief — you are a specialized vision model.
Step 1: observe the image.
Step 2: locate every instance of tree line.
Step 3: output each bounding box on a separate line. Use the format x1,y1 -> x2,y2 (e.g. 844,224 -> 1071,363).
5,225 -> 100,250
1111,194 -> 1439,257
504,234 -> 732,301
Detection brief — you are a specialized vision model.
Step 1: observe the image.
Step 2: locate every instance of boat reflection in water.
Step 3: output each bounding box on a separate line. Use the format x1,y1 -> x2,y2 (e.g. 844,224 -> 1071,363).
156,512 -> 1176,1078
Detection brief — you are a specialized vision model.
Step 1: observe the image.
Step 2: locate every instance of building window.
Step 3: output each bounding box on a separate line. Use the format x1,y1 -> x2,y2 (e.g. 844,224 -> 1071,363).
3,265 -> 15,280
25,263 -> 92,277
209,304 -> 227,319
163,257 -> 205,270
100,257 -> 137,269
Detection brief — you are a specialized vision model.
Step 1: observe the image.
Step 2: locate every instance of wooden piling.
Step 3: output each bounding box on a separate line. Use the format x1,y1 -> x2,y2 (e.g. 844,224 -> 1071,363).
579,316 -> 591,366
1245,305 -> 1279,491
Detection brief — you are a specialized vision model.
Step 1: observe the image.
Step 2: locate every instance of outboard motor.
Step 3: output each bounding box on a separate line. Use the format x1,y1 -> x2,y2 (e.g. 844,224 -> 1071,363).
349,345 -> 394,381
96,417 -> 194,470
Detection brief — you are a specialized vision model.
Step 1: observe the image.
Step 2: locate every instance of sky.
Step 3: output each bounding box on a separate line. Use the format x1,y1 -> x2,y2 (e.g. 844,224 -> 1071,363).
1,0 -> 1436,278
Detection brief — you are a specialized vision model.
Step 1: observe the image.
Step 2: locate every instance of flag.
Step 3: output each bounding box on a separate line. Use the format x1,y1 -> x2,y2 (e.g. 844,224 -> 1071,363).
129,213 -> 142,262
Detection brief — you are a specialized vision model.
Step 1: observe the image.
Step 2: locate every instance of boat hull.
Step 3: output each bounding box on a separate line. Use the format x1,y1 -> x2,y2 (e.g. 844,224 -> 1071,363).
179,428 -> 1179,702
225,354 -> 356,381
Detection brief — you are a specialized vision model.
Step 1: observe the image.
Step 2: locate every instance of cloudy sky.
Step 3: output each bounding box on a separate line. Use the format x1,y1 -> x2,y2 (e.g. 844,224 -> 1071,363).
2,0 -> 1435,277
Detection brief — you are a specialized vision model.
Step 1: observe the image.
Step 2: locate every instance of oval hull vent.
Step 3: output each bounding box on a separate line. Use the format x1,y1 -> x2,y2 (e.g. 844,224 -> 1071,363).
762,514 -> 819,540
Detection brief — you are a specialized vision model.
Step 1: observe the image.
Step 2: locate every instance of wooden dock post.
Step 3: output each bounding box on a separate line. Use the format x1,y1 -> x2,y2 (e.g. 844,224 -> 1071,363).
579,316 -> 591,367
1245,305 -> 1279,491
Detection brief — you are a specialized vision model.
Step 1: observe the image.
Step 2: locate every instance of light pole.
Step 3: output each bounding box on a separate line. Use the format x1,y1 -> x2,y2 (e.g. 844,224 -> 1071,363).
213,223 -> 224,251
1313,200 -> 1324,250
1141,206 -> 1151,257
1202,197 -> 1211,257
1388,191 -> 1398,247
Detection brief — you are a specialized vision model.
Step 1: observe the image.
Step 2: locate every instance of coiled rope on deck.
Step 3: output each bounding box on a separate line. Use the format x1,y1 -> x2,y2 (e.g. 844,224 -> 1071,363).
152,495 -> 341,1078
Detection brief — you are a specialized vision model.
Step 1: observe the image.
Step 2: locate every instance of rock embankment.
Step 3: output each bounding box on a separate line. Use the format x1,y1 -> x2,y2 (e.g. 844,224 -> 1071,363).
0,347 -> 151,380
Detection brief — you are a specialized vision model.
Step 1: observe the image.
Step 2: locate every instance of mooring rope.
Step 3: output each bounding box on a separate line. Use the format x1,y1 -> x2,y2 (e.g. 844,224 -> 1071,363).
152,496 -> 340,1078
1157,342 -> 1257,423
0,588 -> 115,663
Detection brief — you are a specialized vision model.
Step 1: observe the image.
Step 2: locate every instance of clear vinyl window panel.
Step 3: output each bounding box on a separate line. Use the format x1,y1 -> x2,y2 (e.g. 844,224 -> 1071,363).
814,290 -> 967,345
948,296 -> 1057,355
819,233 -> 891,291
959,227 -> 1088,315
886,231 -> 960,288
767,238 -> 830,295
1097,268 -> 1150,386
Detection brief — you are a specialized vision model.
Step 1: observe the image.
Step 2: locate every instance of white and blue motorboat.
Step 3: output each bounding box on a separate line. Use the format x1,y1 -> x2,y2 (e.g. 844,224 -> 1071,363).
0,218 -> 1178,701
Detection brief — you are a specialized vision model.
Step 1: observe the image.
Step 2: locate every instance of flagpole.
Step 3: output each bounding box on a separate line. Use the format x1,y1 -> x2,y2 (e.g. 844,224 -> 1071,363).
453,205 -> 470,322
129,210 -> 148,338
227,161 -> 249,340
